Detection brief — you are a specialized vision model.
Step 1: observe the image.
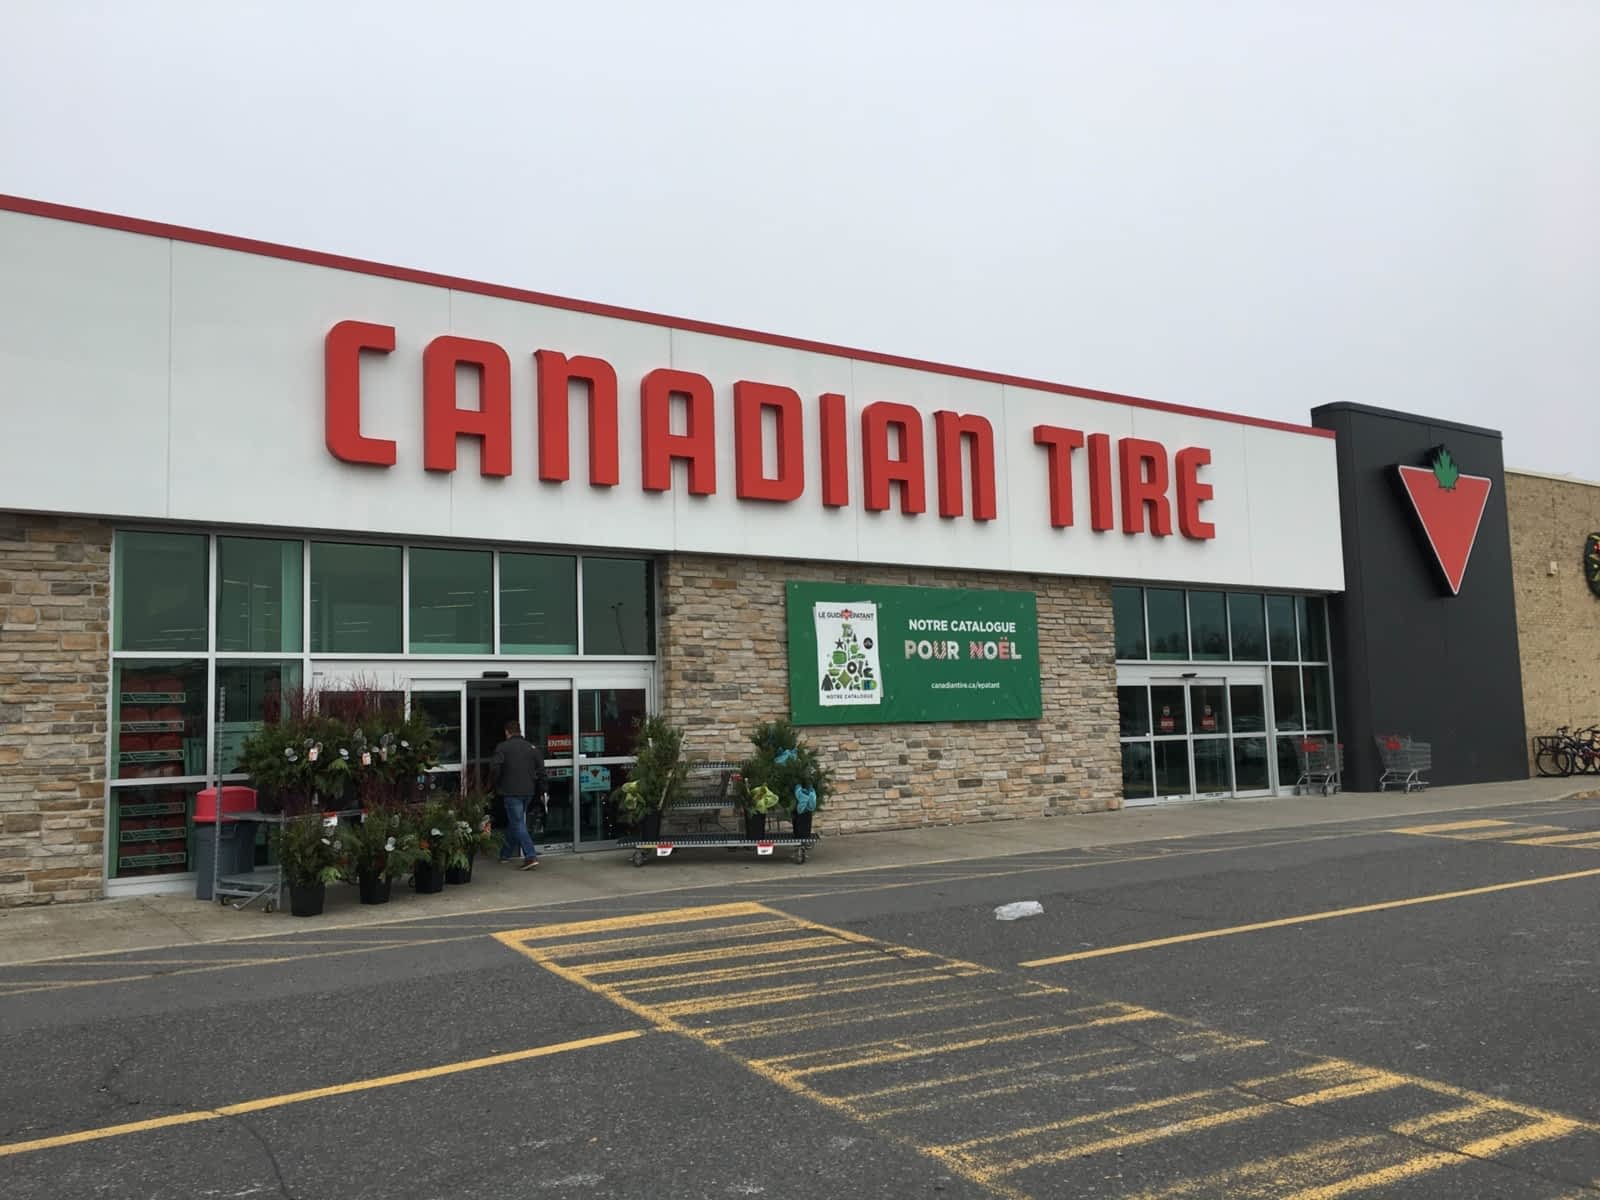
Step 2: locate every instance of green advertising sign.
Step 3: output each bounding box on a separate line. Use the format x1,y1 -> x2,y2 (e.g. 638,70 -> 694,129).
786,582 -> 1042,725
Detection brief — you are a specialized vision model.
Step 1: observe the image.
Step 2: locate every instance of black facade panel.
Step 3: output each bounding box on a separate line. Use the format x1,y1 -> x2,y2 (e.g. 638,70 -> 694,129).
1311,403 -> 1526,790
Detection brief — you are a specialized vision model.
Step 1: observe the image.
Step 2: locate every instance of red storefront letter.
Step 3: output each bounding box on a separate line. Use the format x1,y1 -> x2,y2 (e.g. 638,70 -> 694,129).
861,402 -> 926,515
640,369 -> 717,494
819,392 -> 850,507
324,320 -> 397,467
422,336 -> 512,476
933,411 -> 997,521
534,350 -> 619,486
1086,433 -> 1115,531
1118,437 -> 1172,536
1175,446 -> 1217,539
734,381 -> 804,502
1032,424 -> 1085,528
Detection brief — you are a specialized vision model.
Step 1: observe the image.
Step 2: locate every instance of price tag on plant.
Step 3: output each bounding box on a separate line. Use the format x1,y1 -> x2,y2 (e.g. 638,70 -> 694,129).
361,751 -> 371,766
321,814 -> 338,829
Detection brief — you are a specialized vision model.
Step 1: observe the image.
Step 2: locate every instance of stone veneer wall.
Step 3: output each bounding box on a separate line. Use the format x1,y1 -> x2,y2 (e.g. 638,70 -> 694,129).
0,513 -> 111,906
659,555 -> 1120,833
1506,471 -> 1600,772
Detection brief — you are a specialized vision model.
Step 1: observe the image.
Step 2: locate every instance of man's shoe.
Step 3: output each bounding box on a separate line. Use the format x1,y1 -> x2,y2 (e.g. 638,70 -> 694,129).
519,857 -> 541,870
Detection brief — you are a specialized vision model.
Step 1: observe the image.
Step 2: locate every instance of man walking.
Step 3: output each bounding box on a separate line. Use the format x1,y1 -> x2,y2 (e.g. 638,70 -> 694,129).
490,720 -> 546,870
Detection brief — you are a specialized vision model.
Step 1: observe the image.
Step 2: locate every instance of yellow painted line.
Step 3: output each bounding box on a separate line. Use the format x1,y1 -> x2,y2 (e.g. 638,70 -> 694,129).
982,1100 -> 1280,1175
537,920 -> 802,962
1280,1115 -> 1581,1199
495,902 -> 768,943
1281,1070 -> 1408,1108
1390,819 -> 1511,834
577,935 -> 843,975
1515,831 -> 1600,846
0,1030 -> 642,1159
1392,1102 -> 1497,1136
616,950 -> 881,995
1127,1134 -> 1392,1200
1020,866 -> 1600,967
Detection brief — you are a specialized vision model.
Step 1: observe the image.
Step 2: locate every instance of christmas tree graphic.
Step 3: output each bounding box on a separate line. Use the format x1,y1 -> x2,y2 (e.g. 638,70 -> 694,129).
813,602 -> 883,708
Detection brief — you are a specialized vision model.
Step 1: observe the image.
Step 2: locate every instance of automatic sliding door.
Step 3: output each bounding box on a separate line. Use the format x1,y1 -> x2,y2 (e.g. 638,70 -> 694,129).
521,681 -> 574,850
575,685 -> 648,847
410,686 -> 464,796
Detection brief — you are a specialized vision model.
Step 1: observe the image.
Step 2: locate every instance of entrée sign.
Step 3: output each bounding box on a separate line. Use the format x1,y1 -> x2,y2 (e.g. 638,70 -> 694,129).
324,320 -> 1217,540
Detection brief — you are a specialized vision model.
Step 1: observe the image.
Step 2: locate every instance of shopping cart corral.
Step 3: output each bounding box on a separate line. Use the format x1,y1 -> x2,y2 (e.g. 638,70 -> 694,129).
618,760 -> 818,867
1293,738 -> 1344,795
1376,734 -> 1432,792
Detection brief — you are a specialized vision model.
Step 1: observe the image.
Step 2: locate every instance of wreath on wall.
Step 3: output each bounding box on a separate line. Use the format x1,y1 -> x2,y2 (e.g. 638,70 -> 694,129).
1585,533 -> 1600,599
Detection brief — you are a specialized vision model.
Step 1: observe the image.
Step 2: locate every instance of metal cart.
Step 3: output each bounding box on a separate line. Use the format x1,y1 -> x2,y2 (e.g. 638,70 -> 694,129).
619,761 -> 818,867
1293,738 -> 1344,795
1375,735 -> 1432,792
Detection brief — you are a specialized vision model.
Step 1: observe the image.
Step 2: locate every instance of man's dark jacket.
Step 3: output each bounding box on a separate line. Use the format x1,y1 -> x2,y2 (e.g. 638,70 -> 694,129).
490,735 -> 546,796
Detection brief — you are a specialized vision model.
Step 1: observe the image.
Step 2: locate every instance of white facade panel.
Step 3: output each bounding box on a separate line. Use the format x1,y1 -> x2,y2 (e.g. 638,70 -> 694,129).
0,206 -> 1346,592
0,213 -> 172,518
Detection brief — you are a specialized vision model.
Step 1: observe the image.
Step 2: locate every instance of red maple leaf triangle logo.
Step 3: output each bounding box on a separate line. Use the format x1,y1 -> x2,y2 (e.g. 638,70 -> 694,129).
1397,449 -> 1491,595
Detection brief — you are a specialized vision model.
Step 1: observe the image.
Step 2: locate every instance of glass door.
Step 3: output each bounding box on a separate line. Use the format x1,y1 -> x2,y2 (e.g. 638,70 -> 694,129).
410,685 -> 465,797
1117,667 -> 1273,804
1188,679 -> 1231,799
520,680 -> 575,851
574,682 -> 650,847
1228,680 -> 1273,796
1148,682 -> 1193,801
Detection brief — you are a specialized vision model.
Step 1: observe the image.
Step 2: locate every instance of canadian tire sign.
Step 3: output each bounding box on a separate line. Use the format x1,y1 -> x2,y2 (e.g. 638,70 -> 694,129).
1397,447 -> 1491,596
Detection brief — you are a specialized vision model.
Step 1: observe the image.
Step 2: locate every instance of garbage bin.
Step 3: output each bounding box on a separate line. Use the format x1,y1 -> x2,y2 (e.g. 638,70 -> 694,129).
194,787 -> 259,901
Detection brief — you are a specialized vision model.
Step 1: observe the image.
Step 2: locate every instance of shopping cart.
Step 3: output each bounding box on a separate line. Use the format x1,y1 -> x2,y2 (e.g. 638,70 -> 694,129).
1375,735 -> 1431,792
1293,738 -> 1343,795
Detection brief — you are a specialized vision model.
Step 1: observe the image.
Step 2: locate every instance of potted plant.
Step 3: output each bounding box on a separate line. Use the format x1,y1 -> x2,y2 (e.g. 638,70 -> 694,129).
742,719 -> 832,840
742,782 -> 780,839
274,813 -> 346,916
341,803 -> 420,904
412,797 -> 456,893
447,787 -> 502,884
611,715 -> 686,842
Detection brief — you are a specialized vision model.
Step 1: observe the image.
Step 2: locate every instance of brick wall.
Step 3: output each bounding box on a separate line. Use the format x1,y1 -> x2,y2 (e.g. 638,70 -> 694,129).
0,513 -> 111,906
659,555 -> 1120,833
1507,471 -> 1600,771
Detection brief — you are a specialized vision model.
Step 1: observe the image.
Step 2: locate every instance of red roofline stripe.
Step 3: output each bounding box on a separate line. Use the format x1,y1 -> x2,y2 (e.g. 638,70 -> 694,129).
0,192 -> 1334,441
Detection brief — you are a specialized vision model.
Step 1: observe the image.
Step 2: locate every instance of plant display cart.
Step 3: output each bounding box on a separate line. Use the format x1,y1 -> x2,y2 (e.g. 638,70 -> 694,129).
619,761 -> 818,867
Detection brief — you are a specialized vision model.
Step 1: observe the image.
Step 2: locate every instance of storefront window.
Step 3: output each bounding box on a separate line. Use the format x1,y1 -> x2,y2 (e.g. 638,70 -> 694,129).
1230,684 -> 1267,733
1194,739 -> 1231,794
1303,667 -> 1334,731
112,661 -> 208,781
1300,596 -> 1329,661
309,542 -> 402,653
217,660 -> 300,774
411,691 -> 463,768
1146,589 -> 1188,660
114,532 -> 208,651
1234,738 -> 1271,791
108,782 -> 200,880
1266,594 -> 1298,661
1118,686 -> 1150,737
216,537 -> 302,653
409,548 -> 493,654
1121,742 -> 1154,802
1188,592 -> 1228,660
1228,593 -> 1267,661
577,688 -> 647,757
1154,741 -> 1191,796
500,553 -> 578,654
1112,586 -> 1146,660
1272,666 -> 1304,731
582,558 -> 655,655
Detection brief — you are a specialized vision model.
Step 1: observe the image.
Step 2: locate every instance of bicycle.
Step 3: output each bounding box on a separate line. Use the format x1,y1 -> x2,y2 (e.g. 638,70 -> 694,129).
1534,725 -> 1600,777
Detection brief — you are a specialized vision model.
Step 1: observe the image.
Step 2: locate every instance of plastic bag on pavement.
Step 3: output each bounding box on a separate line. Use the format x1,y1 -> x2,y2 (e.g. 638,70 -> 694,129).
994,900 -> 1044,921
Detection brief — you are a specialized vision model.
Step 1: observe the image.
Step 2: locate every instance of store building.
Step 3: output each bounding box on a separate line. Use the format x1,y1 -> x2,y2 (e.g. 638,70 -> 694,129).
0,193 -> 1571,909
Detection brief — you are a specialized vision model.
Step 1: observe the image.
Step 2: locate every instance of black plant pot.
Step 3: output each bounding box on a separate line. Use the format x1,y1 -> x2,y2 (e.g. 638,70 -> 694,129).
639,811 -> 663,842
743,811 -> 767,839
792,811 -> 814,840
413,861 -> 445,894
358,870 -> 390,905
446,852 -> 475,885
288,881 -> 325,917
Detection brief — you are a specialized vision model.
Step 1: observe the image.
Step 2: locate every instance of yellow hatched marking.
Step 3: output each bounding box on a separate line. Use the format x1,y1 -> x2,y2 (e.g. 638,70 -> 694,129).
540,919 -> 801,961
708,992 -> 998,1044
653,968 -> 976,1019
1280,1116 -> 1581,1200
1452,824 -> 1569,840
1280,1070 -> 1408,1107
1238,1060 -> 1375,1092
1390,819 -> 1511,834
1515,831 -> 1600,847
1392,1102 -> 1497,1136
874,1052 -> 1187,1119
498,902 -> 770,943
850,1046 -> 1135,1110
615,949 -> 881,994
945,1087 -> 1231,1154
782,1010 -> 1158,1080
575,935 -> 842,975
1128,1135 -> 1393,1199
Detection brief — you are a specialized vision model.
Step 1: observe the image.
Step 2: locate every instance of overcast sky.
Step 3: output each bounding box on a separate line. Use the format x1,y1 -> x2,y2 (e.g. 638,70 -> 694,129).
3,1 -> 1595,477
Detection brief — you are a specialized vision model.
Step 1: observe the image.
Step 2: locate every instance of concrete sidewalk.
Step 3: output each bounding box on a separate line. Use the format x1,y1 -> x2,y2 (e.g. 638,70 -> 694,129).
2,777 -> 1594,966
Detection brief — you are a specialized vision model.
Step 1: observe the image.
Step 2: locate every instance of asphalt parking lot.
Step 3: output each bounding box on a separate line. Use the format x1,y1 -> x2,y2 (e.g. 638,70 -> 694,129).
4,793 -> 1599,1199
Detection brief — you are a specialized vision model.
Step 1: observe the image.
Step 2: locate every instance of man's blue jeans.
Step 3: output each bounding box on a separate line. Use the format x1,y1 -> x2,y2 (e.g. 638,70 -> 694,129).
499,795 -> 540,861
